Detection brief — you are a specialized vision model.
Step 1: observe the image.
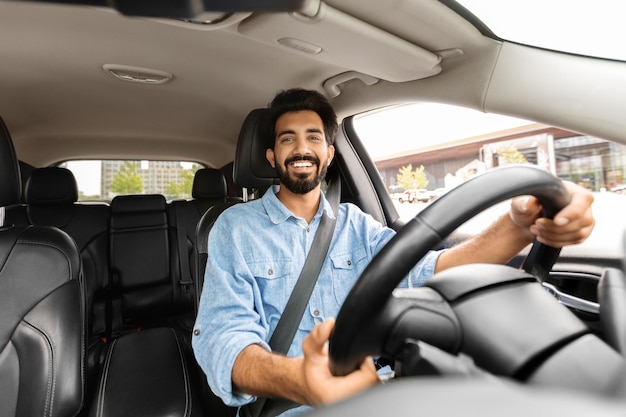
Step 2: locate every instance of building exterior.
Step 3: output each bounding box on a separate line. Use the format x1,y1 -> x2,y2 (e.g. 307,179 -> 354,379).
101,160 -> 194,199
374,124 -> 626,193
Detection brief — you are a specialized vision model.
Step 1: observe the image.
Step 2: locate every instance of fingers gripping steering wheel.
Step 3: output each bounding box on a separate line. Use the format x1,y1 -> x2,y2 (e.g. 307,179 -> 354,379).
329,166 -> 570,376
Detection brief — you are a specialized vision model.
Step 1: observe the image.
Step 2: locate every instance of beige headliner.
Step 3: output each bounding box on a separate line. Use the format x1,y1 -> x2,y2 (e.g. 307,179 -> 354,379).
0,0 -> 624,168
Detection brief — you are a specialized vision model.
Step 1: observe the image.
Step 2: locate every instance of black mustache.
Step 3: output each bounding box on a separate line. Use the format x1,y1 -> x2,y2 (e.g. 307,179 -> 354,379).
284,155 -> 319,165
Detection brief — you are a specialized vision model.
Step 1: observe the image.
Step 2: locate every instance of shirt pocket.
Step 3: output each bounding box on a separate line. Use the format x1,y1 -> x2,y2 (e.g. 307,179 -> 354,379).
330,247 -> 368,306
249,260 -> 293,317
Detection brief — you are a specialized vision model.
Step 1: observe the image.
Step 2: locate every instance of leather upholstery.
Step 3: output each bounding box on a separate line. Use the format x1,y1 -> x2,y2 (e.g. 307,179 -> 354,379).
89,327 -> 203,417
195,109 -> 274,309
192,168 -> 228,200
109,194 -> 175,324
232,108 -> 278,189
25,167 -> 111,335
194,200 -> 241,312
0,117 -> 85,417
26,166 -> 78,206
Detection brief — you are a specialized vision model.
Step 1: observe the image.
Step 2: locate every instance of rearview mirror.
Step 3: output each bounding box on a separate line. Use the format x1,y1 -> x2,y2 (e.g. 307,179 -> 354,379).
21,0 -> 313,17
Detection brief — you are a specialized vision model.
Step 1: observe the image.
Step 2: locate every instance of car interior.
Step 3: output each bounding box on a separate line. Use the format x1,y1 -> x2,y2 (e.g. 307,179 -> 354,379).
2,0 -> 626,416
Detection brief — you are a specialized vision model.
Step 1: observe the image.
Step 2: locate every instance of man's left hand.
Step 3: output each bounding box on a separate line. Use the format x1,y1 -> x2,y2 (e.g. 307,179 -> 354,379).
510,180 -> 595,248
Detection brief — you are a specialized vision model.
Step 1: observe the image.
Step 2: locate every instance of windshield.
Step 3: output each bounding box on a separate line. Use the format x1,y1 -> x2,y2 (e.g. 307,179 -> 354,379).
456,0 -> 626,61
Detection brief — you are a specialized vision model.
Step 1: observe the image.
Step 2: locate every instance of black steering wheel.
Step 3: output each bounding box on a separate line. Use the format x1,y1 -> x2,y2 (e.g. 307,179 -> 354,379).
329,166 -> 571,376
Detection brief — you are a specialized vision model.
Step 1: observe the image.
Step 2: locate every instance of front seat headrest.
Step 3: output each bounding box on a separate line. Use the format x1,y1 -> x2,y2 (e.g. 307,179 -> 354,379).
0,117 -> 22,207
233,108 -> 278,189
26,167 -> 78,206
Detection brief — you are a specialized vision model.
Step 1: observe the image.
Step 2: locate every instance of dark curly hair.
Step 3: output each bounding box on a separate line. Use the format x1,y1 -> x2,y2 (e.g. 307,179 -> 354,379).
267,88 -> 338,148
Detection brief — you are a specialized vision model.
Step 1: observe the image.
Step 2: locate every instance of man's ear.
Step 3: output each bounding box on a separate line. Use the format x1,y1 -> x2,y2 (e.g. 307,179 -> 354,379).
266,148 -> 275,168
327,145 -> 335,165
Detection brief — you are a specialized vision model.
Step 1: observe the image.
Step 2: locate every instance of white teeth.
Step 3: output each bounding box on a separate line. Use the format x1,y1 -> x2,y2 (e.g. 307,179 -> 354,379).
292,161 -> 313,168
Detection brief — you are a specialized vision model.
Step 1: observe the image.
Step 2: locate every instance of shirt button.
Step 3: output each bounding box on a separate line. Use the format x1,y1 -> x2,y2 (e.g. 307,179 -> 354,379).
313,309 -> 320,316
268,268 -> 273,275
193,329 -> 200,336
307,227 -> 310,233
347,260 -> 352,266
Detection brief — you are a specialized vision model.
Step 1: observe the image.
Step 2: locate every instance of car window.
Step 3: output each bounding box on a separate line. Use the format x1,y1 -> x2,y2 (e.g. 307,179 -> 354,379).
60,160 -> 203,201
456,0 -> 626,62
353,103 -> 626,223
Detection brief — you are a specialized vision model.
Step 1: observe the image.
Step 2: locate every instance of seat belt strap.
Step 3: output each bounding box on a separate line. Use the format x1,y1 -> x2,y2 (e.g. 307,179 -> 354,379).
269,178 -> 339,353
174,201 -> 194,293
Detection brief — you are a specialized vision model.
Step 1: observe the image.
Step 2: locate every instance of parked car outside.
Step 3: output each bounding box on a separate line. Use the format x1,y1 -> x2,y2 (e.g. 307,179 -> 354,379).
404,188 -> 431,203
389,185 -> 407,203
428,187 -> 449,201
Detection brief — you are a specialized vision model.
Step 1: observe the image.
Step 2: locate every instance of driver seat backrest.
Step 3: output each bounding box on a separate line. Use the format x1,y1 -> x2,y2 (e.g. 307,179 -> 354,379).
194,108 -> 275,311
0,117 -> 85,417
193,108 -> 275,415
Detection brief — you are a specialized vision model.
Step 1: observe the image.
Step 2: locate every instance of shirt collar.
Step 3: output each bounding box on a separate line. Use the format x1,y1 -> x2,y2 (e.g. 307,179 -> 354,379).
261,186 -> 336,225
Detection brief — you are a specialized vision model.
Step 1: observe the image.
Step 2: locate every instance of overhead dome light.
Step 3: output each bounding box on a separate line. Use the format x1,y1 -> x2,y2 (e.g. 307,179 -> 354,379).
102,64 -> 173,85
150,12 -> 252,31
175,12 -> 234,25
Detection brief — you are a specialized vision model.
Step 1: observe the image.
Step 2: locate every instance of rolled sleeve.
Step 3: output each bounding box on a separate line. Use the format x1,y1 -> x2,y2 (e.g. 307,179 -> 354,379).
406,249 -> 445,287
193,328 -> 269,406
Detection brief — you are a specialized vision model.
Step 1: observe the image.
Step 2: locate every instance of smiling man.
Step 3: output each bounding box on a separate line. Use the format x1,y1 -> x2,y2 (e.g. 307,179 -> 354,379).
192,88 -> 595,417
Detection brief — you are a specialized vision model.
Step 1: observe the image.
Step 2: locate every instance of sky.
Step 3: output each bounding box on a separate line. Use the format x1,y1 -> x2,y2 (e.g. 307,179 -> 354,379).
458,0 -> 626,62
66,160 -> 101,196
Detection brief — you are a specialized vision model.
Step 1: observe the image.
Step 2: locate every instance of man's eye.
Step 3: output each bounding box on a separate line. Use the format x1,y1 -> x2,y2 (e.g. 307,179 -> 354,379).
280,137 -> 294,143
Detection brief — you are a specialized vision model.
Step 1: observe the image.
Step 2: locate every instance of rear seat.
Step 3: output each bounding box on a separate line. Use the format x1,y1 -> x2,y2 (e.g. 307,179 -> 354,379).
108,193 -> 194,332
171,168 -> 242,313
16,166 -> 235,416
11,164 -> 240,416
91,170 -> 238,417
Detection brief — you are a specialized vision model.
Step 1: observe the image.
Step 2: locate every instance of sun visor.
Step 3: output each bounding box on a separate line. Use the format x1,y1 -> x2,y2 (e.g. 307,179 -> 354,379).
238,2 -> 442,83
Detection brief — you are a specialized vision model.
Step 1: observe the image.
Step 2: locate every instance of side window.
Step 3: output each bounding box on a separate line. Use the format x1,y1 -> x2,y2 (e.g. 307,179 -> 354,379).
60,160 -> 203,201
353,102 -> 626,221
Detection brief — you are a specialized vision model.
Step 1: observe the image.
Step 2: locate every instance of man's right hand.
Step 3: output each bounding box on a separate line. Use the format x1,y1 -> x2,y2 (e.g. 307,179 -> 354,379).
301,318 -> 380,406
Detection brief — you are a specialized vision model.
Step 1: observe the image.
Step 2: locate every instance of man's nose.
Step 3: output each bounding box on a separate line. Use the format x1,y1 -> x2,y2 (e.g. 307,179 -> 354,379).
293,136 -> 312,153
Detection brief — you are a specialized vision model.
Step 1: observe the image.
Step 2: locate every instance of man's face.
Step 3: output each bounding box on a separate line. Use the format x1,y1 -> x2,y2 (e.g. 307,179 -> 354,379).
266,110 -> 335,195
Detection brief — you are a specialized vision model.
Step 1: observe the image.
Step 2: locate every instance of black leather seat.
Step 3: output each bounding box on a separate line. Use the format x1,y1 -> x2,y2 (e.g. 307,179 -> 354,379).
194,109 -> 275,312
190,109 -> 277,417
24,167 -> 111,338
109,194 -> 187,330
88,193 -> 208,417
190,168 -> 233,215
171,168 -> 241,315
23,167 -> 112,406
0,118 -> 85,416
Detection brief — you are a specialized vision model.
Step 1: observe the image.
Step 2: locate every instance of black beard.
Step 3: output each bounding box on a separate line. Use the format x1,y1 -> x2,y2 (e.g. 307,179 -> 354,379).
276,155 -> 328,194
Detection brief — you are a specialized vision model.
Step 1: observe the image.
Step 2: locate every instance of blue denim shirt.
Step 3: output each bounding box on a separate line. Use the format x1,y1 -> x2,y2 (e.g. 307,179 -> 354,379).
192,188 -> 441,415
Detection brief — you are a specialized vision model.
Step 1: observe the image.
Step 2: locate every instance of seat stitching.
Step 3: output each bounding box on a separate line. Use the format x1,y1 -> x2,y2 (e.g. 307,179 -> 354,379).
21,320 -> 55,417
96,339 -> 117,417
171,328 -> 192,417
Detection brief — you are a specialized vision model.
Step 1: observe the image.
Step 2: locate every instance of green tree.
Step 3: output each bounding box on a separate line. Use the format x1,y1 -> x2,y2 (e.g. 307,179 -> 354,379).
497,146 -> 528,165
110,161 -> 143,194
396,163 -> 428,189
165,164 -> 202,199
